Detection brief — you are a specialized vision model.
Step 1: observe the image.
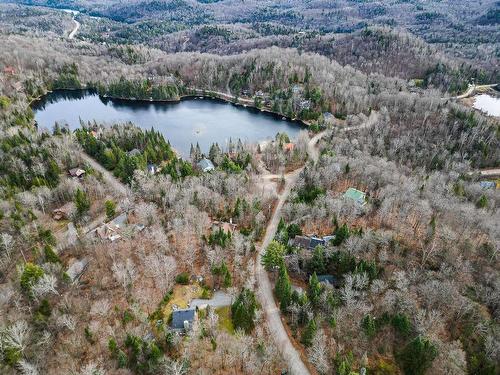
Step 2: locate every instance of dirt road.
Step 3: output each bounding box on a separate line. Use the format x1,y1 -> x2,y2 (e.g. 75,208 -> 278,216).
68,18 -> 80,39
79,152 -> 130,197
256,131 -> 326,375
446,83 -> 498,100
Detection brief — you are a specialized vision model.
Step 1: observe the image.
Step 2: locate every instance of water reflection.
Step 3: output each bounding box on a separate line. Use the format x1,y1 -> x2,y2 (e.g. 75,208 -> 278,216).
33,90 -> 304,157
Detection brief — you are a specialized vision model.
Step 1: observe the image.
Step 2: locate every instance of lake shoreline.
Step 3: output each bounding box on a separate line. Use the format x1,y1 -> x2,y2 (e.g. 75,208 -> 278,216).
31,87 -> 311,127
32,88 -> 306,157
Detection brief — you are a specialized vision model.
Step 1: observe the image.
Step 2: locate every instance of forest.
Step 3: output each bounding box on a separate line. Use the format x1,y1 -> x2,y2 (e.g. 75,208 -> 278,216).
0,1 -> 498,375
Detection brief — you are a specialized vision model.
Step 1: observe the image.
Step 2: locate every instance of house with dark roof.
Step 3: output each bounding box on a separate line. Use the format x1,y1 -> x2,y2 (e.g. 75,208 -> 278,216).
309,237 -> 325,249
317,275 -> 337,286
291,234 -> 337,250
171,308 -> 197,332
479,181 -> 496,189
292,235 -> 311,249
197,158 -> 215,172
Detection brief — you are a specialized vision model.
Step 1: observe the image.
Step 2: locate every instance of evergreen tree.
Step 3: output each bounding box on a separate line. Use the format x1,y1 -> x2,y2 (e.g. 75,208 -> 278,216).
308,272 -> 322,307
45,159 -> 61,187
261,240 -> 286,270
231,288 -> 257,333
396,336 -> 438,375
332,223 -> 350,246
105,200 -> 116,220
74,188 -> 90,218
309,245 -> 326,274
274,262 -> 292,311
301,318 -> 317,347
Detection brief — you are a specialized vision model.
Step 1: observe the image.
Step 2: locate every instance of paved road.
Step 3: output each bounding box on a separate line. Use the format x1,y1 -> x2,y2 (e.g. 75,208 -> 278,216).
256,131 -> 326,375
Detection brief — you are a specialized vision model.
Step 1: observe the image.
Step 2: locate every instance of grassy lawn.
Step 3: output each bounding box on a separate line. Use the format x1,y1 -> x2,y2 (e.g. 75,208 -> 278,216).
215,306 -> 234,334
162,284 -> 203,317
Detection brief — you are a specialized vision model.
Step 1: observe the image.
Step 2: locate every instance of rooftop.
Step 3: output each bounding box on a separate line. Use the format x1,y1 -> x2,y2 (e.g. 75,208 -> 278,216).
171,308 -> 196,330
343,188 -> 367,206
197,158 -> 215,171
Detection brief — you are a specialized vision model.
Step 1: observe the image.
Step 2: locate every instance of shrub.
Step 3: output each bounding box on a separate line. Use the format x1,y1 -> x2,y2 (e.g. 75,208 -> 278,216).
362,314 -> 377,338
44,245 -> 61,264
108,338 -> 118,356
20,262 -> 44,294
105,200 -> 117,220
175,272 -> 190,285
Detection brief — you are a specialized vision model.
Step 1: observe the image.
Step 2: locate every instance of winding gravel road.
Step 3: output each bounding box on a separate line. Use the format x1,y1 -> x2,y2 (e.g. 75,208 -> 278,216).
79,152 -> 130,197
68,18 -> 80,39
256,131 -> 326,375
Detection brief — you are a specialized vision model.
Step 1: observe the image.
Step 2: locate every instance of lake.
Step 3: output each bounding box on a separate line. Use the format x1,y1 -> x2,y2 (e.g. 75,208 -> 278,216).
473,94 -> 500,117
33,90 -> 304,157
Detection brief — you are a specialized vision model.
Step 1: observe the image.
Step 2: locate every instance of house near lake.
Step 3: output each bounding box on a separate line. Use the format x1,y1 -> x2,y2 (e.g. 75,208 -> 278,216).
171,308 -> 197,333
197,158 -> 215,172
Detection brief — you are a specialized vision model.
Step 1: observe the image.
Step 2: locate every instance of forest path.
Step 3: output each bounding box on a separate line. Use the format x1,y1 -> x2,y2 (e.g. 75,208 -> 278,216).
256,131 -> 326,375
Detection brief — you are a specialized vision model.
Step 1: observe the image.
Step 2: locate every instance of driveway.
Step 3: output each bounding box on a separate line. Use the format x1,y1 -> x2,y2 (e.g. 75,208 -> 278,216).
256,131 -> 326,375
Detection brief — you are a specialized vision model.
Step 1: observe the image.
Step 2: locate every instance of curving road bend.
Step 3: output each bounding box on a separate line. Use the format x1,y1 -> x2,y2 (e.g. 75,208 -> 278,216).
256,131 -> 326,375
68,18 -> 80,39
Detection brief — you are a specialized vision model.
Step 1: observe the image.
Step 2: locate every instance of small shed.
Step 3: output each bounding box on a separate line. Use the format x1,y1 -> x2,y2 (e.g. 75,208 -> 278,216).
343,188 -> 367,206
197,158 -> 215,172
68,168 -> 85,178
171,308 -> 197,331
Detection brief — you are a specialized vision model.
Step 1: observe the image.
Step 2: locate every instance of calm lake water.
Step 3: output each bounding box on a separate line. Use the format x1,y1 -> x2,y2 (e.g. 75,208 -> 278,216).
473,94 -> 500,117
33,90 -> 303,157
